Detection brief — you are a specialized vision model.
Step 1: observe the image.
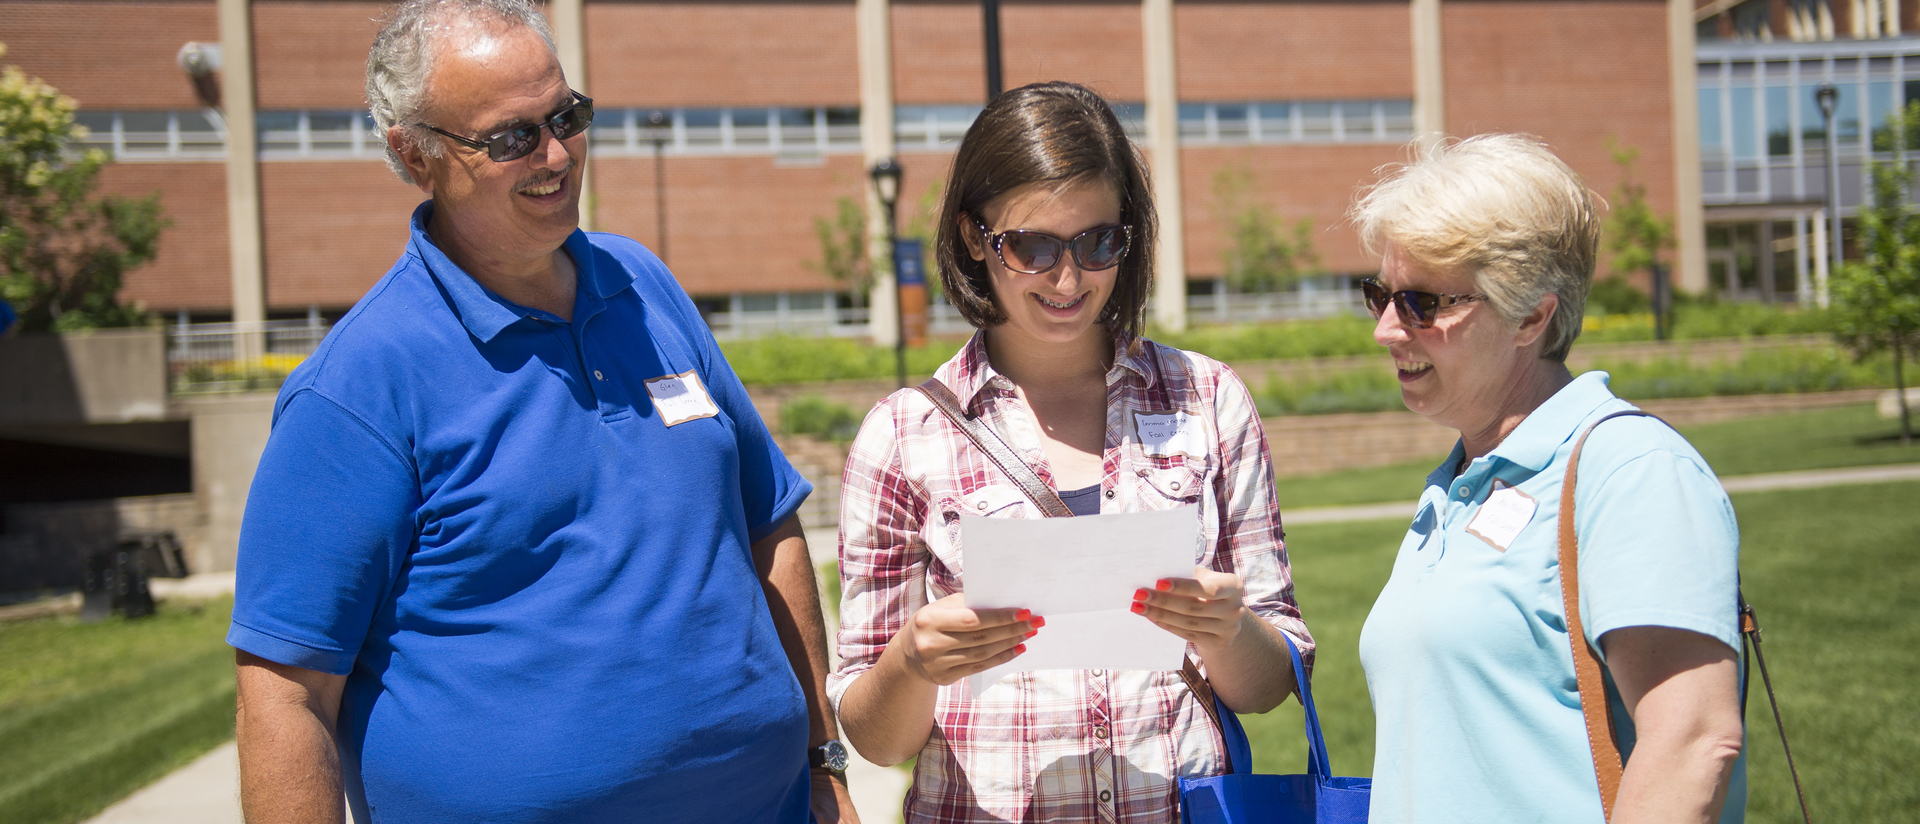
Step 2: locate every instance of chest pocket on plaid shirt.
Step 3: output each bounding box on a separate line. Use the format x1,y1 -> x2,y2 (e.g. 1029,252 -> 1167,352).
927,483 -> 1031,599
1134,458 -> 1211,507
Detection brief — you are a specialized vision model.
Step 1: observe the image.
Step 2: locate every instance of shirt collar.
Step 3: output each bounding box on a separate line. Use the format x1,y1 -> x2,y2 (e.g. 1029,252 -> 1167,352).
1484,370 -> 1618,473
943,328 -> 1154,413
406,201 -> 632,342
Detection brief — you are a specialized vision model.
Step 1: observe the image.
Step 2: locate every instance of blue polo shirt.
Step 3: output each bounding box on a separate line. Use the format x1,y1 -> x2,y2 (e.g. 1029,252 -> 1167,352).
229,202 -> 814,823
1358,371 -> 1745,824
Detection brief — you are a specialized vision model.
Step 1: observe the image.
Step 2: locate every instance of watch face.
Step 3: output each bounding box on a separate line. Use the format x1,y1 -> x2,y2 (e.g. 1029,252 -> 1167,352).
822,740 -> 849,771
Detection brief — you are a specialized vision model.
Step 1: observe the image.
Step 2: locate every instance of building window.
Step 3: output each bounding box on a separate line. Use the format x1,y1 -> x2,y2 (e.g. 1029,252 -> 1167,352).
1699,41 -> 1920,208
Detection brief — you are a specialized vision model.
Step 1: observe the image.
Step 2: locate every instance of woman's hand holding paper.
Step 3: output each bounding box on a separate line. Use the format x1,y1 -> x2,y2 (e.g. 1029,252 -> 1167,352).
895,593 -> 1043,686
1130,567 -> 1253,653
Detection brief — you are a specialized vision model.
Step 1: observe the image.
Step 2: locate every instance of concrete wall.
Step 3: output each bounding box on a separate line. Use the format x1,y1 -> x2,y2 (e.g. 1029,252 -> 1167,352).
0,329 -> 170,426
181,393 -> 276,575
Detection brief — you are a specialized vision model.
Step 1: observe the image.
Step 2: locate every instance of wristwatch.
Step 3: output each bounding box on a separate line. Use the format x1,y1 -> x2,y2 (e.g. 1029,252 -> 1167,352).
809,739 -> 850,774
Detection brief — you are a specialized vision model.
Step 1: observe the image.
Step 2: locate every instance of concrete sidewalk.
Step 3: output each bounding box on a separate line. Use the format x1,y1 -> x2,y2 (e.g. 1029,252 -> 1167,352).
1284,462 -> 1920,526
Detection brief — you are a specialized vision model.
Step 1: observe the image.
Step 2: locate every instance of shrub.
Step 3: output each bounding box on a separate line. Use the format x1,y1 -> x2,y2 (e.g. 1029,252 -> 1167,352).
780,395 -> 863,442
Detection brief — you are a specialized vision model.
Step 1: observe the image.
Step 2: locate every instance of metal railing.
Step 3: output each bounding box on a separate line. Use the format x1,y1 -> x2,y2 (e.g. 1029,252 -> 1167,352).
168,319 -> 331,394
1186,286 -> 1368,325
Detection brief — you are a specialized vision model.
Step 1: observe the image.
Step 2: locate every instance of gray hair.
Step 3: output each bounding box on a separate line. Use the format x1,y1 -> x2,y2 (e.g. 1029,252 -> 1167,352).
1350,133 -> 1599,362
366,0 -> 558,184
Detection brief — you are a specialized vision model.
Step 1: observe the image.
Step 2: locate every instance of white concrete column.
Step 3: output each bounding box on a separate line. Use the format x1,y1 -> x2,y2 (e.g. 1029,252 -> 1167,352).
218,0 -> 264,352
1143,0 -> 1186,332
551,0 -> 593,231
1670,0 -> 1708,293
1411,0 -> 1445,147
858,0 -> 900,346
1812,208 -> 1831,307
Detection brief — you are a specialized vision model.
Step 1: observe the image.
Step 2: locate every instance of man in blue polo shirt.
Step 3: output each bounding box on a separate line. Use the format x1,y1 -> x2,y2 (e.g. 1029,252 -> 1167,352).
227,2 -> 860,821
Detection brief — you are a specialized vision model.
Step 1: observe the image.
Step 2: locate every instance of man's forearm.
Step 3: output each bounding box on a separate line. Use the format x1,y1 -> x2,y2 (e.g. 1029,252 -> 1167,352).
752,515 -> 839,745
236,652 -> 348,824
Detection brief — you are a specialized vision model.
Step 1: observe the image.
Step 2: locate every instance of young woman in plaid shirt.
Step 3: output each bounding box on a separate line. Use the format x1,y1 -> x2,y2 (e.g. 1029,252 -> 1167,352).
826,82 -> 1313,824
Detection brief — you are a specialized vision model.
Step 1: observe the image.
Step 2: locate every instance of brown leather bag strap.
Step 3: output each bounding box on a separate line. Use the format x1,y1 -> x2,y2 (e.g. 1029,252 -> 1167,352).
918,377 -> 1236,774
1559,409 -> 1663,821
1178,657 -> 1236,775
915,378 -> 1075,518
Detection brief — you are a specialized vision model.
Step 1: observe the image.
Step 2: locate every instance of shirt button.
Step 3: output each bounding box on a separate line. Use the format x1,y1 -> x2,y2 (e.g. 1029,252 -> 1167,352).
976,500 -> 988,511
1103,489 -> 1115,499
593,370 -> 605,381
1169,481 -> 1181,491
1099,789 -> 1112,803
1093,726 -> 1108,739
1458,487 -> 1471,498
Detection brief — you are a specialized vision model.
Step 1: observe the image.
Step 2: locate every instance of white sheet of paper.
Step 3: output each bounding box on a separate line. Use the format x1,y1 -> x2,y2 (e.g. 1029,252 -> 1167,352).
961,505 -> 1200,698
1466,481 -> 1537,552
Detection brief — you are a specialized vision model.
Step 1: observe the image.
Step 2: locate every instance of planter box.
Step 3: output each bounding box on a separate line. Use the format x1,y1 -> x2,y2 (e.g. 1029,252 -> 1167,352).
0,329 -> 169,426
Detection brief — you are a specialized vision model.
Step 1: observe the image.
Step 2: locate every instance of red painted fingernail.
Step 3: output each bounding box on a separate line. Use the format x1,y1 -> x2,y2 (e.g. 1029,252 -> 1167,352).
1130,602 -> 1146,615
1029,616 -> 1046,629
1026,630 -> 1038,639
1155,580 -> 1173,591
1014,644 -> 1027,654
1016,609 -> 1032,621
1133,588 -> 1151,601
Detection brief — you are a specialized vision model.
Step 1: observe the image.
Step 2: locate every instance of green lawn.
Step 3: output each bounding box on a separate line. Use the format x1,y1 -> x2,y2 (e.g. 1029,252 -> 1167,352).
1272,403 -> 1920,509
1240,481 -> 1920,823
0,597 -> 236,824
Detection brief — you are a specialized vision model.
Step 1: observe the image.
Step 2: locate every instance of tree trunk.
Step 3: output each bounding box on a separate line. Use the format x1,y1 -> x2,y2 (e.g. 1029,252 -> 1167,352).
1897,337 -> 1912,446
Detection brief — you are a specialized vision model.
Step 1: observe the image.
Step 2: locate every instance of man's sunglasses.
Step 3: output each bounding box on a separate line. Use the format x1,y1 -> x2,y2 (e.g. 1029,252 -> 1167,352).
1361,277 -> 1487,329
973,218 -> 1132,275
418,91 -> 595,162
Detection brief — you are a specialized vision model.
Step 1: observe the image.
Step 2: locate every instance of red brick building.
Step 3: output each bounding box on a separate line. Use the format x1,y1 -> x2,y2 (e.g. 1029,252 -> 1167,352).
4,0 -> 1714,332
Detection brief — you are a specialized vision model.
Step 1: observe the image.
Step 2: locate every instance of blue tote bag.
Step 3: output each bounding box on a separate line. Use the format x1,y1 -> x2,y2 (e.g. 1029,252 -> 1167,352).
1178,635 -> 1371,824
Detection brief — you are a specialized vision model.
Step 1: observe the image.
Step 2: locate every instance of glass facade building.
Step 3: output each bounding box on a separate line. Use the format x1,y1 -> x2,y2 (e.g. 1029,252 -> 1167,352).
1698,36 -> 1920,301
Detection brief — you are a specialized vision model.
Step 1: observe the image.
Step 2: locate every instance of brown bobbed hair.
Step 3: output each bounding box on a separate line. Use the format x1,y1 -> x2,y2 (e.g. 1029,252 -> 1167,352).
935,82 -> 1157,338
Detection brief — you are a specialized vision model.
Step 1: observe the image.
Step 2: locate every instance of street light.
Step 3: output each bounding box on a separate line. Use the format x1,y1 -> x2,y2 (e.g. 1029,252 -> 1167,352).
1817,84 -> 1843,280
869,158 -> 906,387
646,110 -> 670,264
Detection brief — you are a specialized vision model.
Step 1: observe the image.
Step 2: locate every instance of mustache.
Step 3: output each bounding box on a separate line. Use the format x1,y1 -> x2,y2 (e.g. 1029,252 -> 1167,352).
516,160 -> 574,191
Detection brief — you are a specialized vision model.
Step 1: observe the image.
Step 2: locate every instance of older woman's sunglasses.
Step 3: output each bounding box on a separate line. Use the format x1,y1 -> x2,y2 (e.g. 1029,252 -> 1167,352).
419,91 -> 595,162
974,218 -> 1132,275
1361,277 -> 1487,329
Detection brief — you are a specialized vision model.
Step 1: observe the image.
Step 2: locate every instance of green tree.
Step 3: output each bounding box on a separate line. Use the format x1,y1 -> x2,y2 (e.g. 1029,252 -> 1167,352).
0,43 -> 167,332
1212,165 -> 1317,294
1834,102 -> 1920,445
1598,140 -> 1674,324
807,195 -> 871,308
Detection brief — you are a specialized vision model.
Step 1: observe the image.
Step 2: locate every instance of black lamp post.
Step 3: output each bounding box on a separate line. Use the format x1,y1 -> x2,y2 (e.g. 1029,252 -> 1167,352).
646,110 -> 670,264
1817,84 -> 1842,280
869,158 -> 906,387
983,0 -> 1003,101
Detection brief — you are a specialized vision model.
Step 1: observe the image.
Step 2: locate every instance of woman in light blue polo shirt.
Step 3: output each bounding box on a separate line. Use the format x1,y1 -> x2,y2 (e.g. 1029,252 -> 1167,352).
1348,134 -> 1748,824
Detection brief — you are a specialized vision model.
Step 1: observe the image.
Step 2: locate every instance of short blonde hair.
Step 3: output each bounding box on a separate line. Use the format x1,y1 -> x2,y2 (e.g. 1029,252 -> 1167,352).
1350,134 -> 1598,362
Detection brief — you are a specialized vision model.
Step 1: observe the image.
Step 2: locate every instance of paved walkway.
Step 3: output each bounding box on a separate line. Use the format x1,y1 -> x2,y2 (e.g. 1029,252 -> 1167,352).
78,463 -> 1919,823
1284,462 -> 1920,526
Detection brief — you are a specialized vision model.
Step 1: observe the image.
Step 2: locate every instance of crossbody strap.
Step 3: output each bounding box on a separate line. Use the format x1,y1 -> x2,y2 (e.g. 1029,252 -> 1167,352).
915,376 -> 1236,775
915,378 -> 1074,518
1559,409 -> 1812,823
1557,410 -> 1649,820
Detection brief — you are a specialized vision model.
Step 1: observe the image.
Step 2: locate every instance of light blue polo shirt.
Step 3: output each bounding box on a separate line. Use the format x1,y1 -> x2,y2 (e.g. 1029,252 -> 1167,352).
228,202 -> 814,823
1358,371 -> 1745,824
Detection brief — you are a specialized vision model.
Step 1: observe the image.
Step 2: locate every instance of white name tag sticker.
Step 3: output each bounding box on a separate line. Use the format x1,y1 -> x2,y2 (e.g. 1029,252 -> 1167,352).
1133,410 -> 1206,458
644,370 -> 720,427
1466,481 -> 1538,552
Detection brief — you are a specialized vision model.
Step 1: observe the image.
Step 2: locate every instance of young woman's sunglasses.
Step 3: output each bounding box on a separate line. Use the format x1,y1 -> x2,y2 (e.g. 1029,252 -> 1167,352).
974,218 -> 1132,275
418,91 -> 595,162
1361,277 -> 1487,329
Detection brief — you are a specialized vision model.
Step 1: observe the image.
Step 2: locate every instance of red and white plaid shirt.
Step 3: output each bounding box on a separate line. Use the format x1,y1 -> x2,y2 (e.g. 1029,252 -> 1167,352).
827,332 -> 1312,824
